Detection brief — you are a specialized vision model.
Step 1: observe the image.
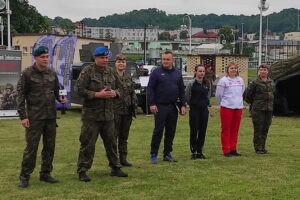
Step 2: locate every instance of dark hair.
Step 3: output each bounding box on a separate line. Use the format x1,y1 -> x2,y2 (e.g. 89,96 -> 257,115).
193,64 -> 210,87
258,64 -> 269,70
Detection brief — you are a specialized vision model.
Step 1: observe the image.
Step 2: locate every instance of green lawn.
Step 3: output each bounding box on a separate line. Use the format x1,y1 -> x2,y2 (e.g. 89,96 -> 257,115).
0,106 -> 299,200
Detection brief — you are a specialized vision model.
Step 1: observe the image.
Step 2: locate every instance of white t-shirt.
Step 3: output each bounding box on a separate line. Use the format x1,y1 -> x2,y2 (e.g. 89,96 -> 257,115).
216,76 -> 245,109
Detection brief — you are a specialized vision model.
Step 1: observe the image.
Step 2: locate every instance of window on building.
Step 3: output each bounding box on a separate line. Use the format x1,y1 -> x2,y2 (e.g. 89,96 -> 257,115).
23,47 -> 28,55
14,46 -> 20,50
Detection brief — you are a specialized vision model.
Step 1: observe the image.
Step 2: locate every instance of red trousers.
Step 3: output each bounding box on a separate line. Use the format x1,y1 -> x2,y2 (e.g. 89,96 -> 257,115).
220,107 -> 243,154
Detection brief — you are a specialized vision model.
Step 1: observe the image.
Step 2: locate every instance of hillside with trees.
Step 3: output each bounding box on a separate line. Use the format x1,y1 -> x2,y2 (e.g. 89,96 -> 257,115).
8,2 -> 300,36
78,8 -> 299,33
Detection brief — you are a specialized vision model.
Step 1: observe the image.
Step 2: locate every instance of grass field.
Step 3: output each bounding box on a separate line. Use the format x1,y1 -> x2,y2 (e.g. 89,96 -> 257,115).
0,106 -> 299,200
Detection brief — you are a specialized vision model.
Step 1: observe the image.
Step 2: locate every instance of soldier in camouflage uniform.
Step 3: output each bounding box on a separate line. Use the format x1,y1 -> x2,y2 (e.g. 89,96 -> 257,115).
245,64 -> 275,154
137,62 -> 149,76
1,83 -> 17,110
16,46 -> 67,188
113,54 -> 138,167
76,47 -> 128,182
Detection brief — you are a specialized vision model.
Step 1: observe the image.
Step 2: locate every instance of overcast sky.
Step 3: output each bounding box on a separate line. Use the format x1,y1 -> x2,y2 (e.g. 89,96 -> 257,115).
27,0 -> 300,22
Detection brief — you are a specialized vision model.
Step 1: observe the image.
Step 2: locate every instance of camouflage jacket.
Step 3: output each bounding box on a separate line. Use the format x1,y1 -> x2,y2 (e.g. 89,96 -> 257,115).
77,64 -> 121,121
17,64 -> 60,120
114,71 -> 138,115
245,77 -> 275,111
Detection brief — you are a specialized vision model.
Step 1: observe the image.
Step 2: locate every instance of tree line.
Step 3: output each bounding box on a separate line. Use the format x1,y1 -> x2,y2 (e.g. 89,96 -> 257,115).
4,2 -> 300,41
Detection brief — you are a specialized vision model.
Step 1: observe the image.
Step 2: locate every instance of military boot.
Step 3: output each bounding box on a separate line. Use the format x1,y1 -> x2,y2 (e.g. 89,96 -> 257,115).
120,154 -> 132,167
79,172 -> 91,182
18,176 -> 29,188
110,168 -> 128,177
40,173 -> 59,183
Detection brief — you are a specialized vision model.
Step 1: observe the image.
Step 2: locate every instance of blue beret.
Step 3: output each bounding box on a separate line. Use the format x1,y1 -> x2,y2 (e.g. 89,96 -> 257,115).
93,46 -> 112,57
33,46 -> 49,56
137,61 -> 144,66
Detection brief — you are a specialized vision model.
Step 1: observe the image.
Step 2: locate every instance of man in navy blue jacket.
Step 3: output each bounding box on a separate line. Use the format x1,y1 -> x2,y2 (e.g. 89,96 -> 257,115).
147,51 -> 186,164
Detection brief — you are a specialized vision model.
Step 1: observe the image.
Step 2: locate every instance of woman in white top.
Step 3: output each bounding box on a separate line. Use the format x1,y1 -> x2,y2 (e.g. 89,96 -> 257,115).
216,62 -> 245,157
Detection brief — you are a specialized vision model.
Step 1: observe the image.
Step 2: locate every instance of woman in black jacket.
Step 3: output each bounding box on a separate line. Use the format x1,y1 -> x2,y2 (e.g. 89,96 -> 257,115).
186,65 -> 211,159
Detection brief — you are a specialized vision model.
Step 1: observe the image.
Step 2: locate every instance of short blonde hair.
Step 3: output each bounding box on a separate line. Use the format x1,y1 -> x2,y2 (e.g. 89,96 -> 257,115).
226,62 -> 239,76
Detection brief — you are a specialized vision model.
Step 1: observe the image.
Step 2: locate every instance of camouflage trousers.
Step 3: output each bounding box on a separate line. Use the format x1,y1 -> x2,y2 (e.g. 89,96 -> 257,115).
77,120 -> 120,173
20,119 -> 57,178
114,113 -> 132,162
251,110 -> 273,151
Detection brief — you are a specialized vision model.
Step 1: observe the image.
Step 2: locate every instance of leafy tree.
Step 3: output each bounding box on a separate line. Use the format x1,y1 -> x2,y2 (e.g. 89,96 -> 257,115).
52,17 -> 76,34
242,43 -> 254,57
158,32 -> 171,40
222,43 -> 232,50
218,25 -> 234,43
179,30 -> 188,39
10,0 -> 50,34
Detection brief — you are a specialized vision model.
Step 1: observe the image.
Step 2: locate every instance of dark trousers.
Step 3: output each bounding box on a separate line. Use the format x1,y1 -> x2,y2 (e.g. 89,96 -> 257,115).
150,104 -> 178,155
189,106 -> 209,154
20,119 -> 56,178
77,120 -> 120,173
251,110 -> 272,151
114,113 -> 133,161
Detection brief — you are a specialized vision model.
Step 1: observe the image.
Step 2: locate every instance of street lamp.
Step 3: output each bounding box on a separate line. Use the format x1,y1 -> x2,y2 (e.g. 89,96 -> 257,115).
0,0 -> 24,49
0,0 -> 11,49
241,23 -> 244,55
265,16 -> 269,63
182,14 -> 192,54
232,29 -> 236,54
143,24 -> 152,64
0,16 -> 3,45
258,0 -> 269,66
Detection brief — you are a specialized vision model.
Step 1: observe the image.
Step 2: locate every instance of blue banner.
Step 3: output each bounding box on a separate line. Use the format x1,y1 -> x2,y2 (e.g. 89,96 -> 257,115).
52,36 -> 77,109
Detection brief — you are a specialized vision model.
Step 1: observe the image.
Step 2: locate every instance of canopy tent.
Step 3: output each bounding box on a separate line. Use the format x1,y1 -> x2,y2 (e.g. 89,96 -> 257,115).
269,55 -> 300,115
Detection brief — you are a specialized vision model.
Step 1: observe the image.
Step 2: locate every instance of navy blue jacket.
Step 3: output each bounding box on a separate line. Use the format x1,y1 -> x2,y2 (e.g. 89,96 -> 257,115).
147,66 -> 186,106
190,81 -> 209,108
186,79 -> 210,108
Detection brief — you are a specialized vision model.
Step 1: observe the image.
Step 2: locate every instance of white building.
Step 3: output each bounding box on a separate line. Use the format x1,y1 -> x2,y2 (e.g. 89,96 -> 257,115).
158,27 -> 203,40
284,32 -> 300,41
74,25 -> 159,41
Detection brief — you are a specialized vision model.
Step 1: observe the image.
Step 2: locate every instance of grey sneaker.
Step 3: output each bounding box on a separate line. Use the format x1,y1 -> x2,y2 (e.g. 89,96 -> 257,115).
163,153 -> 178,162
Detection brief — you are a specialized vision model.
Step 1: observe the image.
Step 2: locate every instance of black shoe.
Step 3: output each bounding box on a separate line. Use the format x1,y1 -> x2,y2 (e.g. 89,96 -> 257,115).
79,172 -> 91,182
230,150 -> 241,156
191,154 -> 197,160
120,160 -> 133,167
224,153 -> 233,157
262,149 -> 268,154
197,153 -> 207,159
110,168 -> 128,177
18,177 -> 29,188
256,150 -> 266,154
39,174 -> 59,183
